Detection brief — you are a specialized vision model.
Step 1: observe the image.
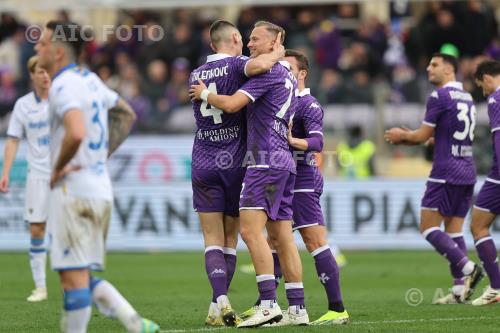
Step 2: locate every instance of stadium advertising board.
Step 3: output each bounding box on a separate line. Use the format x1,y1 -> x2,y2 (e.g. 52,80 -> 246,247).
0,137 -> 498,250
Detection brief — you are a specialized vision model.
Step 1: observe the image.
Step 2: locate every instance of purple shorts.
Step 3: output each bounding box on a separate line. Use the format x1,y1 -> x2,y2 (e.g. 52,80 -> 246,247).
292,191 -> 325,231
239,168 -> 295,221
421,181 -> 474,218
192,168 -> 245,217
474,179 -> 500,215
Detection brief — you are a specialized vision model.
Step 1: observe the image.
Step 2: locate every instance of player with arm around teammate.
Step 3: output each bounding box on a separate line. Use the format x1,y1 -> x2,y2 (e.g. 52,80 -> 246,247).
385,53 -> 483,304
189,19 -> 283,327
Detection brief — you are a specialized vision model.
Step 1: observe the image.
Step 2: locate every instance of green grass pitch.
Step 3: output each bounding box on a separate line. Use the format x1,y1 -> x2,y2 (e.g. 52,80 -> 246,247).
1,250 -> 499,332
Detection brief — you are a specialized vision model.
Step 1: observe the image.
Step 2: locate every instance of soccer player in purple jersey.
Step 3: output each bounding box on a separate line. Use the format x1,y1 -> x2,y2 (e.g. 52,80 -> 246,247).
191,21 -> 308,327
385,53 -> 483,304
281,49 -> 349,324
190,20 -> 283,326
470,60 -> 500,305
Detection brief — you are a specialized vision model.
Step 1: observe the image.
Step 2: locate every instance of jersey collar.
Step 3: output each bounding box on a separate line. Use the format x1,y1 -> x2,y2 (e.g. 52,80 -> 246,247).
443,81 -> 463,90
206,53 -> 232,63
33,91 -> 42,103
53,63 -> 78,80
278,60 -> 290,69
298,88 -> 311,97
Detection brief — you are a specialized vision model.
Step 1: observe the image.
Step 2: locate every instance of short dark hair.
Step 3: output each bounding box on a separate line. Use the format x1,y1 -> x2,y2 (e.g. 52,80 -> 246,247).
284,49 -> 309,72
46,20 -> 85,60
209,20 -> 237,46
254,20 -> 285,44
474,60 -> 500,81
432,52 -> 458,73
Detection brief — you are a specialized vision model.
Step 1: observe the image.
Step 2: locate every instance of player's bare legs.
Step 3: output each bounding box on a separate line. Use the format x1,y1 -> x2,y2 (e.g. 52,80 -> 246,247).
470,208 -> 500,305
199,212 -> 238,326
223,215 -> 238,292
239,210 -> 274,275
267,221 -> 302,283
420,209 -> 482,303
27,222 -> 47,302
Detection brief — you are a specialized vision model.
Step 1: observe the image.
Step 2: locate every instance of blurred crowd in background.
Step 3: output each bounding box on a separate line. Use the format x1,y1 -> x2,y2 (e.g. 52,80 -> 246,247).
0,1 -> 499,176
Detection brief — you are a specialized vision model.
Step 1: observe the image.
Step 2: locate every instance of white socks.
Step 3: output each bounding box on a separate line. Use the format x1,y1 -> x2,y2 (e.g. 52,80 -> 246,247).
92,280 -> 142,333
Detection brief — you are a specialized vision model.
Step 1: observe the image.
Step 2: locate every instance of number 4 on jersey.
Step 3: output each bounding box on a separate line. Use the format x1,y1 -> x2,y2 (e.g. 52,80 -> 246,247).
200,82 -> 223,124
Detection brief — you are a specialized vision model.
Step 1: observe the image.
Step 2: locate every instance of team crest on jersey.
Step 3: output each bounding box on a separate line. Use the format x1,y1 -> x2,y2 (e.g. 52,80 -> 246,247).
488,97 -> 496,104
431,91 -> 438,99
310,103 -> 320,108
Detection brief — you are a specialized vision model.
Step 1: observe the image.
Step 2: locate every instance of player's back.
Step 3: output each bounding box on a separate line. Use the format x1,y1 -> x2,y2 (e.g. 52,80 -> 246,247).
190,54 -> 248,170
292,89 -> 324,192
424,81 -> 476,184
238,61 -> 297,173
49,64 -> 117,200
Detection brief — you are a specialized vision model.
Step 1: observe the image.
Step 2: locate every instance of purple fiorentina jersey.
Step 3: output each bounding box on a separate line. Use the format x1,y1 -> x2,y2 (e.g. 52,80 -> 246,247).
487,88 -> 500,181
291,89 -> 324,192
190,54 -> 248,170
423,81 -> 476,185
238,61 -> 297,173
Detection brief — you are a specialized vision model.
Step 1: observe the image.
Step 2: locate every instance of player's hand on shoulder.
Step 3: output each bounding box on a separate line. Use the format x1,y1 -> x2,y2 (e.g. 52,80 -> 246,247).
0,175 -> 9,193
189,79 -> 207,102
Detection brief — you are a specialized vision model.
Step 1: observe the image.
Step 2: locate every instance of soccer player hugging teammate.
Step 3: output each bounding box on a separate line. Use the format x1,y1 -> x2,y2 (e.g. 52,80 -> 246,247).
191,21 -> 307,327
284,49 -> 348,324
189,20 -> 283,327
470,60 -> 500,305
385,53 -> 483,304
36,21 -> 159,332
1,55 -> 51,302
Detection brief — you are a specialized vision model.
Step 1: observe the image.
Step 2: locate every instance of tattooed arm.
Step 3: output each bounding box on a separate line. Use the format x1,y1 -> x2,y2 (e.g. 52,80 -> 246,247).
108,98 -> 136,157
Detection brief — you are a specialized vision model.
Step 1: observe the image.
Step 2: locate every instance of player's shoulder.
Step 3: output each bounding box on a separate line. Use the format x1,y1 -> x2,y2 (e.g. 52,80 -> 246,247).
15,91 -> 36,106
488,89 -> 500,106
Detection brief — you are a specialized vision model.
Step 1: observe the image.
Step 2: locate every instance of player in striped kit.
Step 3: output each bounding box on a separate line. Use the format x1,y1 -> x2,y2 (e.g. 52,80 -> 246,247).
283,49 -> 349,324
1,55 -> 51,302
470,59 -> 500,305
385,53 -> 483,304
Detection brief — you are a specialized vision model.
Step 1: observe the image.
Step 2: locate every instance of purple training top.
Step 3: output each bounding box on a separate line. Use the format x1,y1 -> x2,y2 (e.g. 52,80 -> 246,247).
238,61 -> 297,173
423,81 -> 476,185
291,88 -> 324,192
190,54 -> 249,170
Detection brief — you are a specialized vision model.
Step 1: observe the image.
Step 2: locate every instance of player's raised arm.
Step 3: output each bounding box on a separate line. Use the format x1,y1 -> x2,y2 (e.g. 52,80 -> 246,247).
0,137 -> 20,193
108,97 -> 137,157
51,109 -> 85,187
190,79 -> 251,113
244,32 -> 284,76
385,123 -> 434,145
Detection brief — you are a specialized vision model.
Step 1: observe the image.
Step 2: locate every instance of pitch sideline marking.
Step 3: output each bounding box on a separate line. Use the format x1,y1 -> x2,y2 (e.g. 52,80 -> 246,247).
159,316 -> 500,332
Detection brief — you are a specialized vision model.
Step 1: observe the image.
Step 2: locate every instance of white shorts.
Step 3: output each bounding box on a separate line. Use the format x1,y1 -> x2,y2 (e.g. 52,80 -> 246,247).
49,187 -> 112,272
25,176 -> 50,223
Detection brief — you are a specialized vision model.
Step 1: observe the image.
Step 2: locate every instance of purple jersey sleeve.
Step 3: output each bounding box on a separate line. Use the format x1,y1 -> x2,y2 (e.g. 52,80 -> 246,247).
234,56 -> 250,77
495,131 -> 500,176
238,72 -> 275,102
423,91 -> 444,127
303,102 -> 324,151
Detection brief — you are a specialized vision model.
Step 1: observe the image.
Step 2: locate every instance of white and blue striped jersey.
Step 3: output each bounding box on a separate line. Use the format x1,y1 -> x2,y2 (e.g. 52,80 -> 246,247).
49,64 -> 118,200
7,91 -> 50,178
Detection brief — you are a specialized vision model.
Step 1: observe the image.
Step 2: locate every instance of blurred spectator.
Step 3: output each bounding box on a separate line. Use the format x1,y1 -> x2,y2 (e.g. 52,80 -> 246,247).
164,57 -> 191,111
0,69 -> 18,117
135,21 -> 169,73
0,13 -> 19,43
0,27 -> 23,81
165,22 -> 200,67
336,126 -> 376,179
313,19 -> 342,69
141,60 -> 169,128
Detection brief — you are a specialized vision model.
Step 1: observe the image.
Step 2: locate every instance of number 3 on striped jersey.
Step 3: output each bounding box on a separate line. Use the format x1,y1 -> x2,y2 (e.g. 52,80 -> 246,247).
453,102 -> 476,141
200,82 -> 223,124
276,78 -> 293,119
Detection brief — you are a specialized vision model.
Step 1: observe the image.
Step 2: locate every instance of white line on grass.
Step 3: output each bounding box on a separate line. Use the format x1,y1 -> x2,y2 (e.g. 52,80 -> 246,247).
160,316 -> 500,332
